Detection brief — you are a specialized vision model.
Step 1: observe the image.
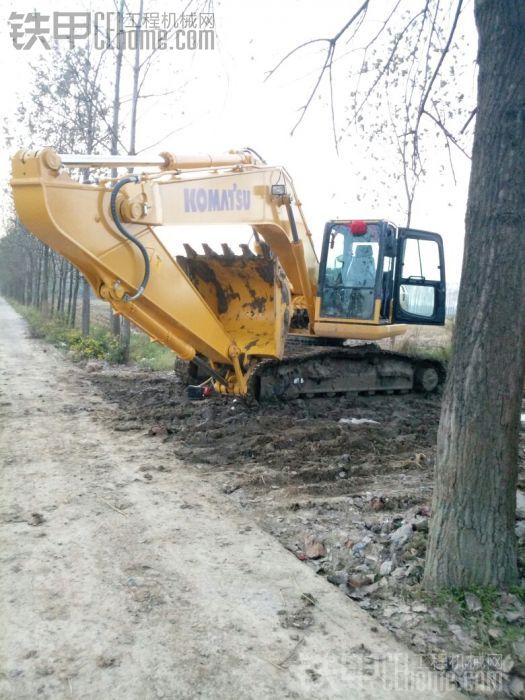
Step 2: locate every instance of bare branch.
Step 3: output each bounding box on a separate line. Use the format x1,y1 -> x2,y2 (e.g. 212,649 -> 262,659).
266,1 -> 369,135
333,1 -> 370,42
136,123 -> 190,153
424,104 -> 471,159
138,0 -> 202,71
415,0 -> 464,133
354,9 -> 426,121
328,63 -> 338,154
361,0 -> 403,51
120,86 -> 187,102
460,107 -> 477,134
65,59 -> 128,152
291,44 -> 335,136
264,38 -> 328,83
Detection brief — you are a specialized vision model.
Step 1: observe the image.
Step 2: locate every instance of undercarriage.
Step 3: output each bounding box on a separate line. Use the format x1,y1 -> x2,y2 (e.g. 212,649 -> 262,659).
179,338 -> 446,401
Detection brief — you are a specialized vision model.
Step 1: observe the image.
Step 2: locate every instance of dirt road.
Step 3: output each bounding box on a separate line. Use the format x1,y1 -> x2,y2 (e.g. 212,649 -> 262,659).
0,297 -> 464,699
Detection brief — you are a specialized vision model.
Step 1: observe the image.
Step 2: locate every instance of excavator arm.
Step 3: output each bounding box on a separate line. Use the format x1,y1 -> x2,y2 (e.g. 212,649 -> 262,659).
11,148 -> 318,395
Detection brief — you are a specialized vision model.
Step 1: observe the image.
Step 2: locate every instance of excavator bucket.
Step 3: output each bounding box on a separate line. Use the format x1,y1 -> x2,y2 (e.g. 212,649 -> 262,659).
176,241 -> 291,361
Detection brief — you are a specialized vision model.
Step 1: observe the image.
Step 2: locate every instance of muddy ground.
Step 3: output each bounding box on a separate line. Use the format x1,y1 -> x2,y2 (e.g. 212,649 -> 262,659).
87,365 -> 525,698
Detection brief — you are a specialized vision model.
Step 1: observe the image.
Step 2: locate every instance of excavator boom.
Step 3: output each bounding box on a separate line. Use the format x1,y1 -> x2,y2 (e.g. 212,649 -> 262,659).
11,148 -> 318,394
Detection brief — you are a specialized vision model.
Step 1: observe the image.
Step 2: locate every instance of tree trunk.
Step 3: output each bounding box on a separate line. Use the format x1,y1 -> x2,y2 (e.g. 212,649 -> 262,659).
66,263 -> 75,320
424,0 -> 525,589
70,269 -> 80,327
41,246 -> 50,314
120,318 -> 131,363
25,268 -> 32,305
50,255 -> 57,314
109,1 -> 125,340
81,277 -> 90,336
114,0 -> 142,365
128,0 -> 144,161
27,252 -> 35,306
57,259 -> 67,314
25,269 -> 31,306
35,249 -> 43,309
110,308 -> 121,336
111,3 -> 124,162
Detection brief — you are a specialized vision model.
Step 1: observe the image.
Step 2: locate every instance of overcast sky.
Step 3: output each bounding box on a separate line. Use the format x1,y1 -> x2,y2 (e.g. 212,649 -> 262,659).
0,0 -> 478,285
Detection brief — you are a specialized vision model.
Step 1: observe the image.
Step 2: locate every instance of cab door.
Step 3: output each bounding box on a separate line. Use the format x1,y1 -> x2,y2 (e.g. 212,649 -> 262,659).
392,229 -> 446,325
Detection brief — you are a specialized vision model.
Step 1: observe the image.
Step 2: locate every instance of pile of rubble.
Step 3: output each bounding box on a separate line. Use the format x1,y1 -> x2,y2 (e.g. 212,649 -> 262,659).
289,496 -> 525,697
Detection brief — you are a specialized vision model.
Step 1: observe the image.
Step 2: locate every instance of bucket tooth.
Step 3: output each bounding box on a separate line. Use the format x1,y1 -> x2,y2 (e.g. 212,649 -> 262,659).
259,241 -> 272,259
202,243 -> 216,257
221,243 -> 235,257
183,244 -> 198,259
240,244 -> 255,258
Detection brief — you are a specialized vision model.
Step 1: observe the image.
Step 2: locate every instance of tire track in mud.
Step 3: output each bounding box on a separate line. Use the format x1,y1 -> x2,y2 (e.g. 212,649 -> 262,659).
87,368 -> 441,507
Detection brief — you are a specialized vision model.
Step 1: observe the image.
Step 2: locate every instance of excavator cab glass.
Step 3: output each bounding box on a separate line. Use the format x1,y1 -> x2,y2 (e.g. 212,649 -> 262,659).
318,221 -> 446,326
392,228 -> 446,325
318,221 -> 385,321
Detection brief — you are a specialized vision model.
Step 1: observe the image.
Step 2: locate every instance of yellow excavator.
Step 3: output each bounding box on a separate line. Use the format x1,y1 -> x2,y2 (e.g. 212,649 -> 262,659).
11,147 -> 446,399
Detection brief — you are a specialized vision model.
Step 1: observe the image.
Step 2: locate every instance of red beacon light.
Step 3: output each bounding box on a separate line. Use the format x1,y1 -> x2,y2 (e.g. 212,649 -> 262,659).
350,220 -> 367,235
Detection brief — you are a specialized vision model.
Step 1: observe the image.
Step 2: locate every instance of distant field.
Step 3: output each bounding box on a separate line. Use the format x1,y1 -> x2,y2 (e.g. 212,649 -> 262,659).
88,298 -> 112,329
391,323 -> 453,354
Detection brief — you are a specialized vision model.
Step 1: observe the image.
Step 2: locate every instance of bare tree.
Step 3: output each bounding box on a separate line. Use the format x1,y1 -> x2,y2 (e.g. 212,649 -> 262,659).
111,0 -> 205,360
109,1 -> 125,339
266,0 -> 472,221
118,0 -> 146,363
271,0 -> 524,587
8,42 -> 114,329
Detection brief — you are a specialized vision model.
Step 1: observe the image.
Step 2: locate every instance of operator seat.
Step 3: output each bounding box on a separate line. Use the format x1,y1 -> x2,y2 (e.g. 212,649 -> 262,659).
345,245 -> 376,288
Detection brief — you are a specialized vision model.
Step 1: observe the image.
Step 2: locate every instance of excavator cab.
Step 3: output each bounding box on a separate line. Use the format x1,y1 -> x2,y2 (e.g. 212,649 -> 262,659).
315,220 -> 445,339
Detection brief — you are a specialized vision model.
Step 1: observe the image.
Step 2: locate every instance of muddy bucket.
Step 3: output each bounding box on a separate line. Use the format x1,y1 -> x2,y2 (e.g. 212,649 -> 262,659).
176,242 -> 291,361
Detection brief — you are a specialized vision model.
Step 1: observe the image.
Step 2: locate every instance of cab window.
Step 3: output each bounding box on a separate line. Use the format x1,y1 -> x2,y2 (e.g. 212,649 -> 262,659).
321,223 -> 380,320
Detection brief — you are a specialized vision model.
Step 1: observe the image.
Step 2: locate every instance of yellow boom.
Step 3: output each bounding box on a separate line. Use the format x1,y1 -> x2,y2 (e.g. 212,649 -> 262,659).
11,148 -> 319,395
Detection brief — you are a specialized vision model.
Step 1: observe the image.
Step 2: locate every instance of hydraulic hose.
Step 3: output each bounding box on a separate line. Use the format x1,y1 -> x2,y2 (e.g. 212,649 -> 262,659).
110,176 -> 228,388
191,355 -> 228,387
243,146 -> 267,164
109,175 -> 150,302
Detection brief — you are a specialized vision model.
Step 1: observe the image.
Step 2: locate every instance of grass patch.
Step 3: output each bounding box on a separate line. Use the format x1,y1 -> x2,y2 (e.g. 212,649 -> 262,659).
426,586 -> 499,622
418,585 -> 525,653
13,302 -> 124,361
129,333 -> 175,370
11,301 -> 175,369
395,331 -> 452,362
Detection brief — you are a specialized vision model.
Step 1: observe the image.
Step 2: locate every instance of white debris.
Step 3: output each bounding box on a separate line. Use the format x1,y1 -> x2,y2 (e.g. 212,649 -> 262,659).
379,560 -> 393,577
464,593 -> 482,613
390,523 -> 413,549
338,418 -> 380,426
